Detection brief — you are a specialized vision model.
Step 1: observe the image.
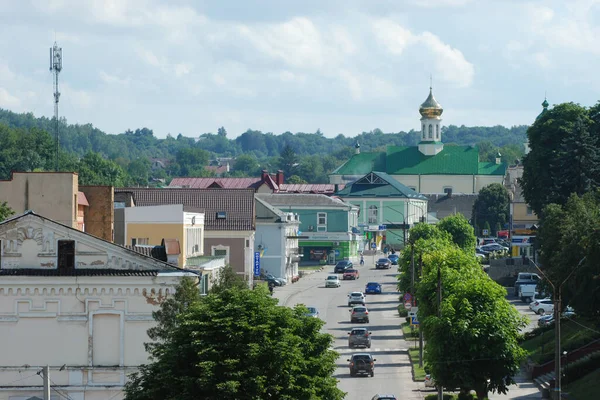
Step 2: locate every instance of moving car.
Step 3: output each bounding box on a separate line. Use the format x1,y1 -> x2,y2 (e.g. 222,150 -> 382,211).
371,395 -> 397,400
388,254 -> 399,265
304,306 -> 319,318
348,353 -> 376,377
349,306 -> 369,323
375,258 -> 392,269
334,260 -> 353,273
325,275 -> 341,288
365,282 -> 382,294
348,291 -> 366,307
348,327 -> 372,348
531,299 -> 554,315
343,268 -> 360,280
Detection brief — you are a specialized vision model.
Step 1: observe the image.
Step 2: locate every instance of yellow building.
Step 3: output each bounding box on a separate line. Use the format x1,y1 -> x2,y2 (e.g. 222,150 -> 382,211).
507,165 -> 538,257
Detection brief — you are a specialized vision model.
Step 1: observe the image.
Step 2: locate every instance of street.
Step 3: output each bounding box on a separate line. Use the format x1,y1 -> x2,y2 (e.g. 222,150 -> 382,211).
274,261 -> 423,400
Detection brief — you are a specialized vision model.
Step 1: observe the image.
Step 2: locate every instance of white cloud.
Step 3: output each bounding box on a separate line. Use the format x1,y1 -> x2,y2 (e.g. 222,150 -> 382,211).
62,84 -> 92,109
339,70 -> 362,100
407,0 -> 473,7
372,19 -> 415,55
0,87 -> 21,108
174,63 -> 192,77
419,32 -> 474,88
99,71 -> 131,86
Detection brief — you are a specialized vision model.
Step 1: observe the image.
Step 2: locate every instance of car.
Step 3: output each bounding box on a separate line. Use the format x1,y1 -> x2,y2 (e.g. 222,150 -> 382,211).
334,260 -> 353,273
304,306 -> 319,318
475,253 -> 486,259
343,268 -> 360,280
325,275 -> 341,288
538,314 -> 554,327
365,282 -> 382,294
388,254 -> 399,265
371,395 -> 397,400
349,305 -> 369,323
265,274 -> 286,286
529,294 -> 550,309
531,299 -> 554,315
347,353 -> 376,377
515,272 -> 541,296
348,327 -> 372,348
424,374 -> 435,387
481,238 -> 498,245
476,247 -> 491,255
348,291 -> 366,306
264,276 -> 284,287
375,258 -> 392,269
480,243 -> 509,253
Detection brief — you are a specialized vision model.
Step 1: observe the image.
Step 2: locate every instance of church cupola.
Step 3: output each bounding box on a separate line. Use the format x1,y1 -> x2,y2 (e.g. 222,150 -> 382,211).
496,151 -> 502,164
355,141 -> 360,154
418,85 -> 444,156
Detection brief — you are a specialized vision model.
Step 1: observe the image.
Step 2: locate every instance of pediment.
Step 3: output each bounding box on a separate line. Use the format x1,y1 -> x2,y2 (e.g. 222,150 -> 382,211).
0,212 -> 176,272
354,172 -> 388,186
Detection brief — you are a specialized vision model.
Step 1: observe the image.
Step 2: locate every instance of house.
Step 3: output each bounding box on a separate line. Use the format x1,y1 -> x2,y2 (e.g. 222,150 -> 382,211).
254,196 -> 301,282
256,193 -> 360,264
424,193 -> 478,225
506,163 -> 538,258
114,188 -> 256,284
113,204 -> 205,268
0,211 -> 199,400
334,171 -> 428,249
169,170 -> 283,193
328,87 -> 506,194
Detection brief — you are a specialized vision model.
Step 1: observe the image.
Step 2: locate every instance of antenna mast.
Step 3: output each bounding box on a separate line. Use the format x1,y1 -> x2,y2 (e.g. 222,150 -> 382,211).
49,42 -> 62,171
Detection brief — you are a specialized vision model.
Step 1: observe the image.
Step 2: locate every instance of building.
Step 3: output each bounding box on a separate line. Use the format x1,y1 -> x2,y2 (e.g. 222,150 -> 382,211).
256,193 -> 359,264
335,171 -> 428,249
254,196 -> 301,281
0,211 -> 198,400
329,87 -> 506,194
114,188 -> 256,283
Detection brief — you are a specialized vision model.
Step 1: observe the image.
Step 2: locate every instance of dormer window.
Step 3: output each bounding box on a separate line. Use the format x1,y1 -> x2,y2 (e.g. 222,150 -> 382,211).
216,211 -> 227,219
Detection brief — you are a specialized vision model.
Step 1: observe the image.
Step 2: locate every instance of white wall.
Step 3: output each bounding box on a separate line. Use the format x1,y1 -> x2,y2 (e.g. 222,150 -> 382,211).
124,204 -> 184,223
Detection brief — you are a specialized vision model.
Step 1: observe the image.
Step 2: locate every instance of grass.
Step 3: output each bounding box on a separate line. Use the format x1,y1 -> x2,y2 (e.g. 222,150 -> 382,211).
520,318 -> 600,364
401,321 -> 419,339
408,347 -> 426,381
564,367 -> 600,399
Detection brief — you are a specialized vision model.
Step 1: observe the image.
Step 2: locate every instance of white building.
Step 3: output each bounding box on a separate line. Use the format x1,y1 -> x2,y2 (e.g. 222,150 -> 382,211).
0,211 -> 199,400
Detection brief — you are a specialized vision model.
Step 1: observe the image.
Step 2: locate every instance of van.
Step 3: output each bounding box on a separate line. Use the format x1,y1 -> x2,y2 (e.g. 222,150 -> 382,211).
514,273 -> 540,297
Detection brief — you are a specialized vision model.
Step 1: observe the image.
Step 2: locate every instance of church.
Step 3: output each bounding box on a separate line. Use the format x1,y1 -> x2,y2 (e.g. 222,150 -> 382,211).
328,87 -> 506,195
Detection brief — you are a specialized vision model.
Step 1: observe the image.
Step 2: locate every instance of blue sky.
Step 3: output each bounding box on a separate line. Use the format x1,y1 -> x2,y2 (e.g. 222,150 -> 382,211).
0,0 -> 598,139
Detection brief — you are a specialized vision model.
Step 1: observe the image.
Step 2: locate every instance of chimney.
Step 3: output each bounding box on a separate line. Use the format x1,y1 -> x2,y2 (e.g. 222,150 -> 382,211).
355,141 -> 360,154
276,170 -> 284,185
226,161 -> 230,172
496,151 -> 502,165
261,170 -> 269,181
334,184 -> 339,193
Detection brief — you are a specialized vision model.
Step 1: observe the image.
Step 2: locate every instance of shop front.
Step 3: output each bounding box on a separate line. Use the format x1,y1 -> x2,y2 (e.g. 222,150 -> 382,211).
299,234 -> 359,265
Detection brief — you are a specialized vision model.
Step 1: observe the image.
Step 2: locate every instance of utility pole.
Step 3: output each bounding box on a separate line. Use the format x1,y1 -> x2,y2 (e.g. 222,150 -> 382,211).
418,254 -> 424,368
49,41 -> 63,171
43,365 -> 50,400
437,265 -> 443,400
410,242 -> 415,296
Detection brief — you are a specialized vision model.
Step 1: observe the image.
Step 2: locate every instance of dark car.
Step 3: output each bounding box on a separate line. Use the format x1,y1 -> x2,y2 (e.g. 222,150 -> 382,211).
375,258 -> 391,269
388,254 -> 399,265
371,395 -> 397,400
348,353 -> 376,377
365,282 -> 382,294
334,260 -> 353,273
348,327 -> 372,348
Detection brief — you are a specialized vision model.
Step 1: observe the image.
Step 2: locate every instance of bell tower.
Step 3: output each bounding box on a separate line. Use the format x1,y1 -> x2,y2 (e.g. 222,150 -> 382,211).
418,84 -> 444,156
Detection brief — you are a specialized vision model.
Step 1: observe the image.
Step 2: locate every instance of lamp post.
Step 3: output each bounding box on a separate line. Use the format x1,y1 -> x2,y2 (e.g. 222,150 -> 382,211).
529,256 -> 586,398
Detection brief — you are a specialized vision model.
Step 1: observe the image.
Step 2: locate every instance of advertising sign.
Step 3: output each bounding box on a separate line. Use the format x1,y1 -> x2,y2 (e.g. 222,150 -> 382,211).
253,252 -> 261,276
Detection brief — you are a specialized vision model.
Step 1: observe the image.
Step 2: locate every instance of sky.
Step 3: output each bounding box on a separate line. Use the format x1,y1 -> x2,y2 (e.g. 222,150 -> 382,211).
0,0 -> 599,139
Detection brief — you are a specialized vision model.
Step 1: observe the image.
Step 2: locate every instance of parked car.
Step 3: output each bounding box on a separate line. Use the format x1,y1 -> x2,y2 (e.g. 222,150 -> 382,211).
375,258 -> 392,269
531,299 -> 554,315
348,327 -> 372,348
365,282 -> 382,294
349,306 -> 370,323
348,291 -> 366,307
304,306 -> 319,318
388,254 -> 399,265
538,314 -> 554,327
371,395 -> 397,400
476,247 -> 490,255
325,275 -> 341,288
515,272 -> 541,296
348,353 -> 376,377
481,238 -> 498,245
480,243 -> 509,253
265,274 -> 286,286
343,268 -> 360,280
334,260 -> 353,273
424,374 -> 435,387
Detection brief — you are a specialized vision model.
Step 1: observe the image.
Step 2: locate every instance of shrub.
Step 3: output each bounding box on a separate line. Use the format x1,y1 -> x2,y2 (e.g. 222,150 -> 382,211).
398,307 -> 408,317
563,352 -> 600,385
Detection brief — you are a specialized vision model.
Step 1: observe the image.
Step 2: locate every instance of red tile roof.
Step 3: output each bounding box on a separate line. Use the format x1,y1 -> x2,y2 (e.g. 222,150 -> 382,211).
115,188 -> 255,231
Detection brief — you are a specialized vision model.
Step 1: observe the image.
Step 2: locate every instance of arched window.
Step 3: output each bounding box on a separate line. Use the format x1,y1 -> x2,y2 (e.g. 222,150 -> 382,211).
436,125 -> 440,140
428,124 -> 433,139
368,205 -> 378,224
422,124 -> 426,139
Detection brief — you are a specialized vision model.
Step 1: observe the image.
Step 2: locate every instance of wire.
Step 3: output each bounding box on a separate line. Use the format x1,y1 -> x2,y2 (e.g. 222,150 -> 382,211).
49,378 -> 76,400
3,372 -> 39,385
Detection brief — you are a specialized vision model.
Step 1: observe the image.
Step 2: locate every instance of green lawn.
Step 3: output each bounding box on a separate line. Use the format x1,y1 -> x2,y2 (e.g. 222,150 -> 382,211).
564,367 -> 600,399
408,347 -> 426,381
401,321 -> 419,339
521,318 -> 600,364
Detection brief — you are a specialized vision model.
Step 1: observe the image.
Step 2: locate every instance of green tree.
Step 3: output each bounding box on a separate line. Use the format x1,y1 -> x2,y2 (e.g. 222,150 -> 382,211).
210,265 -> 248,294
472,184 -> 510,235
0,201 -> 15,221
279,145 -> 298,178
128,158 -> 151,186
124,286 -> 344,400
232,154 -> 260,176
77,152 -> 131,186
286,175 -> 307,184
217,126 -> 227,137
436,214 -> 477,253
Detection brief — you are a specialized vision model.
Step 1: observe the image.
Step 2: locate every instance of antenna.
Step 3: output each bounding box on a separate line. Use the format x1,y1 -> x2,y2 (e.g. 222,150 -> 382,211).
49,41 -> 63,171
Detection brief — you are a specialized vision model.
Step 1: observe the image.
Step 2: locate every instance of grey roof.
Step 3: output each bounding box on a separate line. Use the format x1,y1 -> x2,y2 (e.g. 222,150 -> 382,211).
425,194 -> 477,222
256,193 -> 355,209
335,171 -> 427,200
255,195 -> 289,222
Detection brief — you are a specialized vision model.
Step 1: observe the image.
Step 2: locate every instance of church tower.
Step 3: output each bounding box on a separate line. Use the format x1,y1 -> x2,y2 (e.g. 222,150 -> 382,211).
418,86 -> 444,156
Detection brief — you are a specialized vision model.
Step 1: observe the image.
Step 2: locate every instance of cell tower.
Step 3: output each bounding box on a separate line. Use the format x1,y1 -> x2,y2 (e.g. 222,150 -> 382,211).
49,42 -> 62,171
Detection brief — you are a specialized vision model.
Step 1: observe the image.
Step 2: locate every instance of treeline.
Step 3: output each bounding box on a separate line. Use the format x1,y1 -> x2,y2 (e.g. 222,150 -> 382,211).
0,108 -> 529,186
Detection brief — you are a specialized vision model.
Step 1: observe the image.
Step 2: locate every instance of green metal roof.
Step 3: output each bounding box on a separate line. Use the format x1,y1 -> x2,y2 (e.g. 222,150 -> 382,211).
478,161 -> 506,175
336,171 -> 427,200
331,152 -> 386,175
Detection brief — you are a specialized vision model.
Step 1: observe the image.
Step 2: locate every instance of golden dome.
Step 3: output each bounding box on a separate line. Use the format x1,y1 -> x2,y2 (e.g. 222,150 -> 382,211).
419,88 -> 443,118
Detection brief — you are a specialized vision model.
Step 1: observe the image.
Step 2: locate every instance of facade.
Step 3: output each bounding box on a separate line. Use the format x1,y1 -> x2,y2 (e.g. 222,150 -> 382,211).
335,171 -> 428,249
256,194 -> 360,264
254,196 -> 300,282
114,204 -> 205,268
114,188 -> 256,284
0,211 -> 198,400
506,164 -> 538,257
329,88 -> 506,194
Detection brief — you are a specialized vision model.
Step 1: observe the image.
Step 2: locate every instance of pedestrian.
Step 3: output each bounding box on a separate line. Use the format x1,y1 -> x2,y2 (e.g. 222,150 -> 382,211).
360,254 -> 365,266
268,282 -> 274,296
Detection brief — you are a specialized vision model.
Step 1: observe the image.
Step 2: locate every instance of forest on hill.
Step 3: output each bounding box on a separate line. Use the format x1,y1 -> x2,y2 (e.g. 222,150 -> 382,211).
0,108 -> 529,186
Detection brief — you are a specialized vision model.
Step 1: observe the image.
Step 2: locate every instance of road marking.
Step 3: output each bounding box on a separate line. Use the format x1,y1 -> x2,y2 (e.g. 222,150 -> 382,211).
336,348 -> 408,354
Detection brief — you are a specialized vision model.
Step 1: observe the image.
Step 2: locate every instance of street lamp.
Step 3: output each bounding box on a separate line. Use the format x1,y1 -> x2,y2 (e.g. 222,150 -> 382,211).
528,256 -> 586,399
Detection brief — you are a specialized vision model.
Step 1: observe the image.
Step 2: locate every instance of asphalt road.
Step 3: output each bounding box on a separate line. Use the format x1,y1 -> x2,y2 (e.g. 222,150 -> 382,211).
274,262 -> 424,400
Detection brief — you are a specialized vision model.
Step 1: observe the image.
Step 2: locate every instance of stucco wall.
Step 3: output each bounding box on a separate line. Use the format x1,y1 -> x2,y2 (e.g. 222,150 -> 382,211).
205,236 -> 246,274
513,203 -> 538,222
79,186 -> 114,242
126,223 -> 184,265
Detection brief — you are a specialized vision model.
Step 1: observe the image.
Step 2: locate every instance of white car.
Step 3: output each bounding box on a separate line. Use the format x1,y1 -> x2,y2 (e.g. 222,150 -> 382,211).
531,299 -> 554,315
325,275 -> 341,288
348,291 -> 366,307
529,295 -> 551,310
424,374 -> 435,387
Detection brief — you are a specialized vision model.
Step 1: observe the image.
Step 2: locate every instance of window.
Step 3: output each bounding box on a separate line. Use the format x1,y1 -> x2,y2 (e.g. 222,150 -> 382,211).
368,205 -> 378,224
214,249 -> 227,256
428,124 -> 433,138
317,212 -> 327,225
132,238 -> 149,246
114,202 -> 126,209
57,240 -> 75,270
422,124 -> 426,139
436,125 -> 440,140
526,206 -> 533,216
443,187 -> 453,195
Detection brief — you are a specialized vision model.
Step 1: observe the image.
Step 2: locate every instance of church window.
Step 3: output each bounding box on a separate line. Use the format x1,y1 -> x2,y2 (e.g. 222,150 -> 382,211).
422,124 -> 425,139
428,124 -> 433,139
436,125 -> 440,140
58,240 -> 75,270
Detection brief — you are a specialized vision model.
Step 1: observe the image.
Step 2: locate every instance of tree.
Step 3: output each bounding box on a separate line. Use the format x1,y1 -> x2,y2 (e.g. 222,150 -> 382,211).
0,201 -> 15,221
472,184 -> 510,235
124,285 -> 344,400
217,126 -> 227,137
210,265 -> 248,294
286,175 -> 307,184
436,214 -> 477,253
232,154 -> 260,176
279,145 -> 298,179
418,243 -> 527,399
